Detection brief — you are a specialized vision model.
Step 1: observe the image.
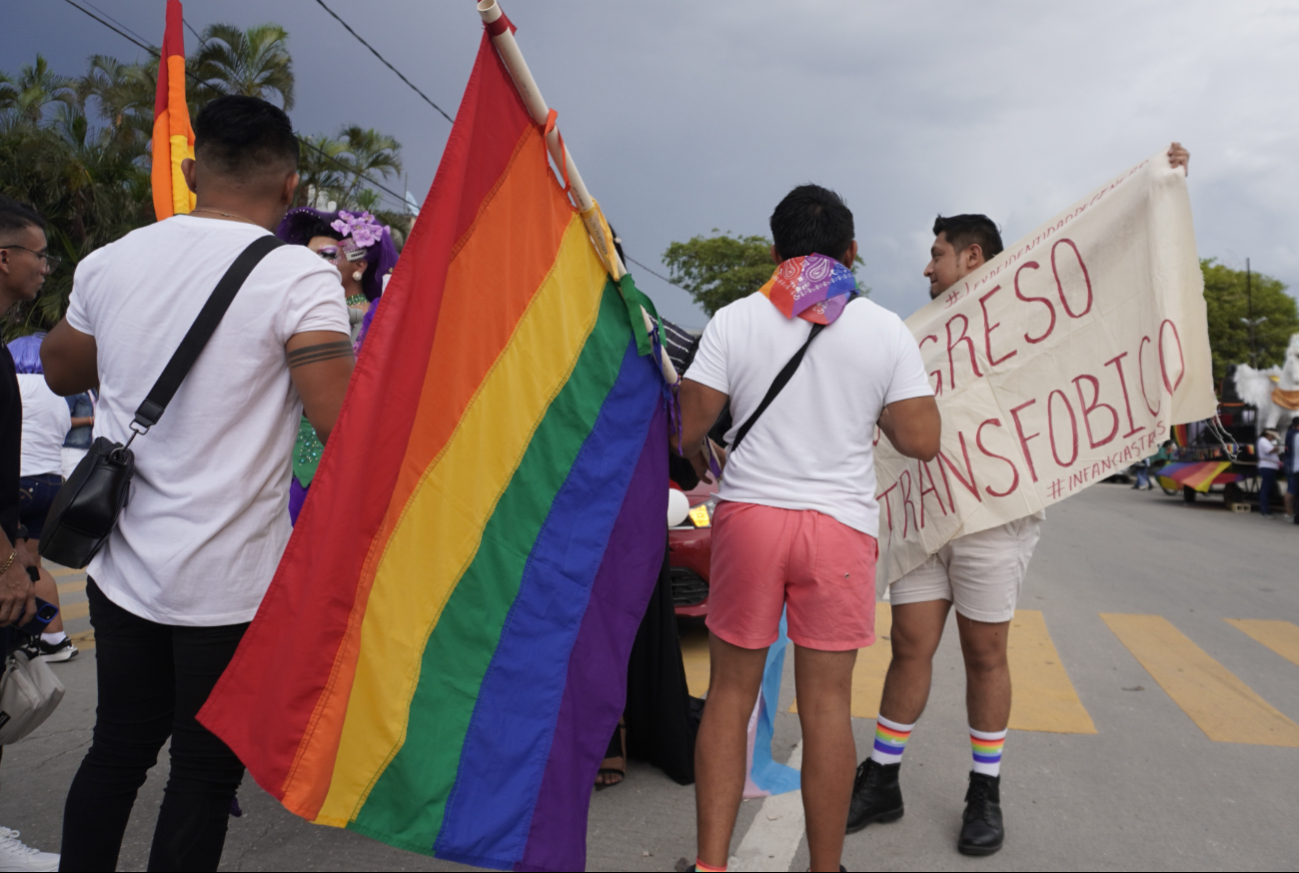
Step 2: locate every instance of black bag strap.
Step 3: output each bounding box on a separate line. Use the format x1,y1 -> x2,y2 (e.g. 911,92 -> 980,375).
729,296 -> 859,453
132,235 -> 285,431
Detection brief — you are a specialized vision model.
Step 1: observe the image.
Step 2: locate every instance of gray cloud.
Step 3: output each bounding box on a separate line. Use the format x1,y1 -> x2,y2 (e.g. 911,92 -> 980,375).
10,1 -> 1296,327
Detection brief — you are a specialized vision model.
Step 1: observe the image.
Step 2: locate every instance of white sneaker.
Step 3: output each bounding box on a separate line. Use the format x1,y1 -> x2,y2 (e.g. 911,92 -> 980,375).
0,827 -> 59,872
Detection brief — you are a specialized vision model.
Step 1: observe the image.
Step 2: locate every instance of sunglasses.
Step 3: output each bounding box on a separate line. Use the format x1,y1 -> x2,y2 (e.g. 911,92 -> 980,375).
0,246 -> 61,271
314,240 -> 366,263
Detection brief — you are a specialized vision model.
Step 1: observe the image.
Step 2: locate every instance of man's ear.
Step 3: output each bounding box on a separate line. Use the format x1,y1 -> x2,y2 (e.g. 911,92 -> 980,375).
181,157 -> 197,194
771,244 -> 782,265
282,172 -> 301,207
964,244 -> 985,271
839,240 -> 859,270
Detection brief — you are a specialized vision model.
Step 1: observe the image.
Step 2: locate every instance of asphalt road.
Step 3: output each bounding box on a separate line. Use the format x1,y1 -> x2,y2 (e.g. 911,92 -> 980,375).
1,482 -> 1296,871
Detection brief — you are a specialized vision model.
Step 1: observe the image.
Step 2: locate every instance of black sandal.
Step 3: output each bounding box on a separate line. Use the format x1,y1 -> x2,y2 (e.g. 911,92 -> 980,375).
595,720 -> 626,791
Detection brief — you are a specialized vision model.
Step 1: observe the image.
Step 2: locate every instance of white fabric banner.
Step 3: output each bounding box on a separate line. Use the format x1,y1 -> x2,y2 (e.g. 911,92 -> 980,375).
876,149 -> 1216,585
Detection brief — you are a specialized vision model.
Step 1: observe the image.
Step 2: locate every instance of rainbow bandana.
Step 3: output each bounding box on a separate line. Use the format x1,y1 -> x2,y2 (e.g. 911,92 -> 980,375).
758,253 -> 859,324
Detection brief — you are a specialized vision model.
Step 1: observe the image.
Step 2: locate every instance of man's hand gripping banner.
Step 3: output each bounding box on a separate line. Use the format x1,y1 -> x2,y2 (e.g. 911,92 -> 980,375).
876,148 -> 1216,585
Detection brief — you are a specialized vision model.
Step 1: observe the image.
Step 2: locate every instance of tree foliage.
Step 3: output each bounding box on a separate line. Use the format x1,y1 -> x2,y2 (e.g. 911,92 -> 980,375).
1201,258 -> 1299,383
0,27 -> 408,338
191,23 -> 294,110
662,232 -> 778,317
662,230 -> 867,317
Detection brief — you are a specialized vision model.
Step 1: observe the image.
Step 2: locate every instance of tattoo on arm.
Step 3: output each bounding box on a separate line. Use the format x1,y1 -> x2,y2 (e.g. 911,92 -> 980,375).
287,340 -> 354,369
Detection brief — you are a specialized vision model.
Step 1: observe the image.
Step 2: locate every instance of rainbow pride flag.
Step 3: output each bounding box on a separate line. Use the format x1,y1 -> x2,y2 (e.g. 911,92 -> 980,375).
150,0 -> 195,220
199,26 -> 668,872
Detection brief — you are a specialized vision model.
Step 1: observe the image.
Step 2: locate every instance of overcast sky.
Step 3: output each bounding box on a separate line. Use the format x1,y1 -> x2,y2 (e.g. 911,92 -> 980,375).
6,1 -> 1298,327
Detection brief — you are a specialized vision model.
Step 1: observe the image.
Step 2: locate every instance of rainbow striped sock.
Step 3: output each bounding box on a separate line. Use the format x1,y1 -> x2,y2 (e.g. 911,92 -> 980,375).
869,715 -> 915,765
693,858 -> 727,872
970,727 -> 1007,776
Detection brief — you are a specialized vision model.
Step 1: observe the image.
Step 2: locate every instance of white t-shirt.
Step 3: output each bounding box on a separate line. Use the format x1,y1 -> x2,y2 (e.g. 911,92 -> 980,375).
66,215 -> 349,625
1257,436 -> 1281,471
686,293 -> 933,537
17,374 -> 71,477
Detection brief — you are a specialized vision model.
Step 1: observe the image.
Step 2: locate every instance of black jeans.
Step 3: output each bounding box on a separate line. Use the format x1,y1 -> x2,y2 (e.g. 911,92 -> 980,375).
60,579 -> 248,872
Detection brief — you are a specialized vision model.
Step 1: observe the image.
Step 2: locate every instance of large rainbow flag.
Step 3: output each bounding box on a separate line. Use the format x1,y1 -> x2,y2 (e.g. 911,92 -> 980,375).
150,0 -> 195,220
199,22 -> 669,873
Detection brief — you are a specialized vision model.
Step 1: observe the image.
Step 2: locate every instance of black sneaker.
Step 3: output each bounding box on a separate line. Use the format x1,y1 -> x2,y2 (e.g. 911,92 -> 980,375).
36,637 -> 78,663
845,759 -> 903,834
957,771 -> 1004,856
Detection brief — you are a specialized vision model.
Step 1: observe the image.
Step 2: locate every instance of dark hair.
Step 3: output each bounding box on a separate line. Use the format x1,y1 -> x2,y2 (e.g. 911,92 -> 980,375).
0,196 -> 46,236
297,215 -> 343,243
933,214 -> 1003,260
770,184 -> 854,261
194,95 -> 299,176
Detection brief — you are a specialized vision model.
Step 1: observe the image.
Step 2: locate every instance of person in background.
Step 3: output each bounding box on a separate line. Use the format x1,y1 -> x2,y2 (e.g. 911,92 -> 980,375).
275,207 -> 397,523
8,333 -> 77,663
1132,458 -> 1152,491
1283,418 -> 1299,523
42,95 -> 353,871
0,195 -> 61,871
1256,428 -> 1281,518
61,389 -> 94,479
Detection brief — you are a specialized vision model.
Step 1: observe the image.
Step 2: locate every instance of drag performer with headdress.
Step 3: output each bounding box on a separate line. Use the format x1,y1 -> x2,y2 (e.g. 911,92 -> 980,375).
275,208 -> 399,522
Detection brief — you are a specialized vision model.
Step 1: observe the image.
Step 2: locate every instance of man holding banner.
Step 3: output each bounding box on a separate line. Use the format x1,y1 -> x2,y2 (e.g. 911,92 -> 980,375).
847,143 -> 1195,856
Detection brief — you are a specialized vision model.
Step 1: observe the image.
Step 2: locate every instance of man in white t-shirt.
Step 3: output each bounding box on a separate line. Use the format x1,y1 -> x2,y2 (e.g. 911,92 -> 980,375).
41,96 -> 354,871
1256,429 -> 1281,517
677,184 -> 940,873
847,144 -> 1192,857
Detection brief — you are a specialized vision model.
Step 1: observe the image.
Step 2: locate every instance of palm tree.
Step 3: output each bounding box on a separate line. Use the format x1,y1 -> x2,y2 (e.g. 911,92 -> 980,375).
191,23 -> 294,109
336,125 -> 402,206
294,132 -> 349,208
77,55 -> 154,146
10,56 -> 75,125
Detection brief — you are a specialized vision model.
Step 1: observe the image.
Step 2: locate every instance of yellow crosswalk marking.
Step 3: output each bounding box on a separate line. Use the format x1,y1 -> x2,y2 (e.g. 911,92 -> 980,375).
60,601 -> 90,621
1006,610 -> 1097,734
789,604 -> 893,716
69,630 -> 95,651
681,626 -> 710,698
49,567 -> 83,578
1225,619 -> 1299,669
846,604 -> 893,719
57,580 -> 86,595
1102,613 -> 1299,746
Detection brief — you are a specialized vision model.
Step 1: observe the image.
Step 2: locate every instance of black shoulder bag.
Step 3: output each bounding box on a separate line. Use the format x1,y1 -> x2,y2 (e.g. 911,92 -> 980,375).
40,235 -> 285,569
728,296 -> 859,454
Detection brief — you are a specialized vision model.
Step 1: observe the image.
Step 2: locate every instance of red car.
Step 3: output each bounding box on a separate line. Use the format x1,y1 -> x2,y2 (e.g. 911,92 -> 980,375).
668,479 -> 718,617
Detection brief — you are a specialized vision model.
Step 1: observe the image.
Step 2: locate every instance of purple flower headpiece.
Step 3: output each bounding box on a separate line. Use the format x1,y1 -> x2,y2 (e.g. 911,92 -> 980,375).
330,211 -> 385,248
276,207 -> 400,302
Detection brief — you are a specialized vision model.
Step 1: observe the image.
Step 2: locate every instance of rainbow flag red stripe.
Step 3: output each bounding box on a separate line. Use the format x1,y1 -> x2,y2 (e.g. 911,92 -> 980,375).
150,0 -> 194,219
199,27 -> 667,872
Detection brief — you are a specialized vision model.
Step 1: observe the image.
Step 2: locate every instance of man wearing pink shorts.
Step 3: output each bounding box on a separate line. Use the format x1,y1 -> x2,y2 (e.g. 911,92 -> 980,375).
677,184 -> 940,873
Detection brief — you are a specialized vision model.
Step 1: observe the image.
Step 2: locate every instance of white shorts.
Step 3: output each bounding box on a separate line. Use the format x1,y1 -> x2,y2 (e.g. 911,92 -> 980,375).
888,516 -> 1042,623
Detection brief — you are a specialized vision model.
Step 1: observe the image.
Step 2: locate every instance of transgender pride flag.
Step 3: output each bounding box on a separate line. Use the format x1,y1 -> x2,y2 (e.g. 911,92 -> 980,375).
200,21 -> 668,873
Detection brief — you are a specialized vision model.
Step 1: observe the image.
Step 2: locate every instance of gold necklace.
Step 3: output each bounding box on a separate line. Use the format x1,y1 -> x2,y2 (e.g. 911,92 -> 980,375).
191,207 -> 258,226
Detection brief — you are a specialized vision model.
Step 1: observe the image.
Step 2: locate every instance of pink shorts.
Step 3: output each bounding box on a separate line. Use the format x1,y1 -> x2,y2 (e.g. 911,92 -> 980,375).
707,502 -> 877,651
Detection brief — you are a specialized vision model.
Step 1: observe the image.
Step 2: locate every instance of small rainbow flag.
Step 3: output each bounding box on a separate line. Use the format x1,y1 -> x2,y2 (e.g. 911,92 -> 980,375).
150,0 -> 195,220
1158,460 -> 1237,493
199,24 -> 668,873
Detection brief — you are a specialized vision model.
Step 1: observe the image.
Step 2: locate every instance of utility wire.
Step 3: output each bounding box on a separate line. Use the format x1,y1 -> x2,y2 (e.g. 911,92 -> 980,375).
58,0 -> 407,209
80,0 -> 152,48
312,0 -> 454,124
625,254 -> 686,290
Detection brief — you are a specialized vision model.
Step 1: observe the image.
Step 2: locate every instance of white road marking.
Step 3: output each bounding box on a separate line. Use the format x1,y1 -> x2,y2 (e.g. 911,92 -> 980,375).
729,741 -> 804,872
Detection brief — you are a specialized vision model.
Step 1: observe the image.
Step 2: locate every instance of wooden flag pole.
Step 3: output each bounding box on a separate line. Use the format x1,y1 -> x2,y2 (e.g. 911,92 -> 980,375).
477,0 -> 679,387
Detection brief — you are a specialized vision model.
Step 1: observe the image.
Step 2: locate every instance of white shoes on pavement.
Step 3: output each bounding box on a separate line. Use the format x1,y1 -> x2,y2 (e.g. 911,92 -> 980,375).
0,827 -> 59,872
